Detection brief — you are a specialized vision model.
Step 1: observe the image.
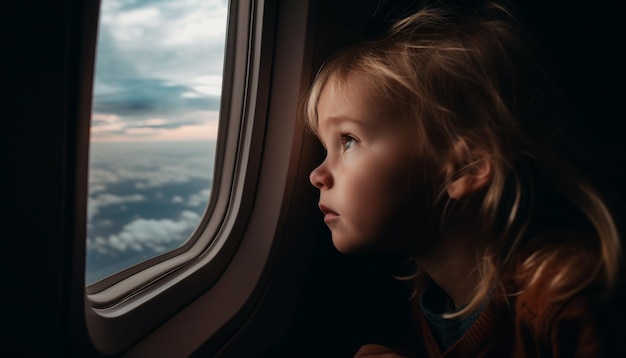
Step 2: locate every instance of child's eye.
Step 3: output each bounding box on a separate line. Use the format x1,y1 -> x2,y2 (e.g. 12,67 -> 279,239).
339,133 -> 357,152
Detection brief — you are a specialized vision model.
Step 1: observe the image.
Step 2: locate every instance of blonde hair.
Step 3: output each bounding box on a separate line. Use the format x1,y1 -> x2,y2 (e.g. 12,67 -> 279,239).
305,2 -> 622,318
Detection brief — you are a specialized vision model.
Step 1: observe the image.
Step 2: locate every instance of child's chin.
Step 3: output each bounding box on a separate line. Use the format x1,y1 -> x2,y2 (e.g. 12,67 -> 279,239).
331,235 -> 373,255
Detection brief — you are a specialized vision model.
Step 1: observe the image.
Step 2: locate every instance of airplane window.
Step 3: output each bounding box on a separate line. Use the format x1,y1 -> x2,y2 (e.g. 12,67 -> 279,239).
86,0 -> 228,285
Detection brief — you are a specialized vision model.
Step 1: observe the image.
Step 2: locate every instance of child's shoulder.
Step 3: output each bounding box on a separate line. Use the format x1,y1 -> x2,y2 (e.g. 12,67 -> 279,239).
511,282 -> 621,357
513,265 -> 604,331
508,234 -> 623,356
512,231 -> 608,310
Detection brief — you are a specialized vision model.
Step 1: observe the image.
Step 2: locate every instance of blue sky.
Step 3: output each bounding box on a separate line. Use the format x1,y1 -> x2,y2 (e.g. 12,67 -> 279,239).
91,0 -> 229,142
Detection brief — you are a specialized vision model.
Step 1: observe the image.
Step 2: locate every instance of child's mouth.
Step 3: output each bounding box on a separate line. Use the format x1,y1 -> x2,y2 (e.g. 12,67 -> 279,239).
319,204 -> 339,223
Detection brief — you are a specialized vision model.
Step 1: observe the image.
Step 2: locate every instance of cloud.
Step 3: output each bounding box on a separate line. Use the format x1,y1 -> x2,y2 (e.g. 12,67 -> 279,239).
88,210 -> 201,254
90,110 -> 220,141
91,0 -> 228,141
131,163 -> 206,189
89,166 -> 121,188
188,189 -> 212,207
90,164 -> 192,190
93,78 -> 220,117
87,193 -> 147,220
88,141 -> 214,190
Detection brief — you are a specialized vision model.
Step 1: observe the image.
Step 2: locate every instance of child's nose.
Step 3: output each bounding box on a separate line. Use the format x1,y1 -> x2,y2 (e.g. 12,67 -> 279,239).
309,162 -> 332,189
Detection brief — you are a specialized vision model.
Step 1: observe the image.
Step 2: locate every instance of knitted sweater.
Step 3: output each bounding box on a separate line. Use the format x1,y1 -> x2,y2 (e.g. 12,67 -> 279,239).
403,269 -> 622,357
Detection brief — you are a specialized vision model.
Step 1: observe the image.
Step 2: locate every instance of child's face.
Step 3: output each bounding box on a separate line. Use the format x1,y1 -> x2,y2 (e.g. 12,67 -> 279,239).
309,77 -> 431,254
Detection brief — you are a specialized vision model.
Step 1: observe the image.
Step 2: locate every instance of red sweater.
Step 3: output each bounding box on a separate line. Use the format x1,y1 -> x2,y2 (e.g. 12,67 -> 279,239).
403,275 -> 622,357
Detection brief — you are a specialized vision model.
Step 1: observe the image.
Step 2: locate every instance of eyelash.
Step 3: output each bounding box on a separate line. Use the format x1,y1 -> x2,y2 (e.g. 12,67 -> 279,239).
339,132 -> 357,152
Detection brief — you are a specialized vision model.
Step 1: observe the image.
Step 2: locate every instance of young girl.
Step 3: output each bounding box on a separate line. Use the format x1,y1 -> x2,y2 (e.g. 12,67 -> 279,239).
305,2 -> 623,357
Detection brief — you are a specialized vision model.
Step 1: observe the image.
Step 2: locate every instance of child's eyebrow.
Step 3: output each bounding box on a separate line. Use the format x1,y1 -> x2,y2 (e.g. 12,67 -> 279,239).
323,115 -> 369,129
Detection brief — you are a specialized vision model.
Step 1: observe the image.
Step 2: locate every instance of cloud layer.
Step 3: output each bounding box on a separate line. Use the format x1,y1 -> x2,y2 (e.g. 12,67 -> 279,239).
86,140 -> 216,284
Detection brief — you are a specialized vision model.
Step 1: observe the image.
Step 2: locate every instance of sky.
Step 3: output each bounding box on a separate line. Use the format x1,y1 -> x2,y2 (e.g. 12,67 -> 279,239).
91,0 -> 229,142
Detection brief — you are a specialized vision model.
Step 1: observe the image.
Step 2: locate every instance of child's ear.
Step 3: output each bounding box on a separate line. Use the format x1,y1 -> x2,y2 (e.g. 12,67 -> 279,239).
446,140 -> 493,199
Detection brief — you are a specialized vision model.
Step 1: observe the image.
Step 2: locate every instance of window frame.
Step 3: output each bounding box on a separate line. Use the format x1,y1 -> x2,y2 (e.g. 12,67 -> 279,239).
84,0 -> 240,302
73,0 -> 289,354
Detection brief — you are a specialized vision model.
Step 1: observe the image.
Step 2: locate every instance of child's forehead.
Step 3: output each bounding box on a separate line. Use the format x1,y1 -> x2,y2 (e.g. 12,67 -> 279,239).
317,73 -> 411,133
323,73 -> 389,109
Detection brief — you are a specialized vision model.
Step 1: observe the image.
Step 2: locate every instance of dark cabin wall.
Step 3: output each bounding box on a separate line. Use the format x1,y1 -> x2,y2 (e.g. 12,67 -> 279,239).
3,0 -> 96,356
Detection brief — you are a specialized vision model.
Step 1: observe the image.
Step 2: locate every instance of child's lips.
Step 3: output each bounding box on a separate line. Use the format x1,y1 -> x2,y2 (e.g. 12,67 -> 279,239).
324,212 -> 339,224
319,204 -> 339,223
